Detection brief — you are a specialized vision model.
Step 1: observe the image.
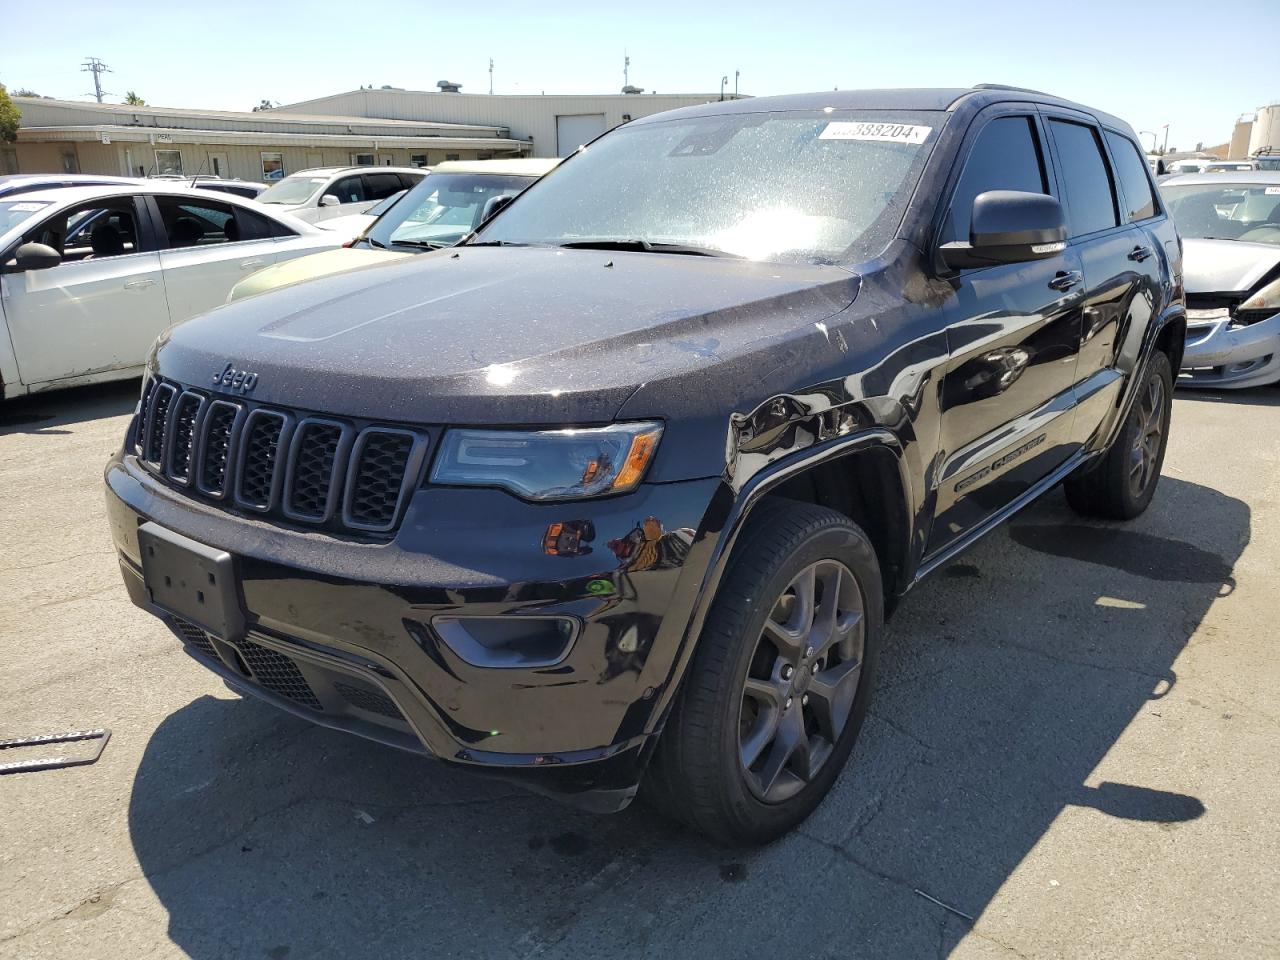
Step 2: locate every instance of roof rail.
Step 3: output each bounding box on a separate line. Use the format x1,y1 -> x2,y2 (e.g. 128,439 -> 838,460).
972,83 -> 1058,98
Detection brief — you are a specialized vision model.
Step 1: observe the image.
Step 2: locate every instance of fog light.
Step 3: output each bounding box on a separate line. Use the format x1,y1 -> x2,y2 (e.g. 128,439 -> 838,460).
431,616 -> 578,668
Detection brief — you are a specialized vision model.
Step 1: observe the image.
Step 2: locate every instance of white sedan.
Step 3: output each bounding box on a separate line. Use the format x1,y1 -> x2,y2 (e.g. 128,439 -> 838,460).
0,184 -> 342,399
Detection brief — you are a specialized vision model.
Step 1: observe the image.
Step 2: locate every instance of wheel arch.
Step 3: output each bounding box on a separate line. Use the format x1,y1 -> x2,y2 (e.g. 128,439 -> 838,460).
645,429 -> 915,739
1155,312 -> 1186,373
765,444 -> 912,604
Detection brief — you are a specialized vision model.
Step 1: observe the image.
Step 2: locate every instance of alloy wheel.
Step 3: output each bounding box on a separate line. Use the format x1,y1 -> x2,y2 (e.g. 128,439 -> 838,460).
1128,372 -> 1166,498
738,559 -> 865,804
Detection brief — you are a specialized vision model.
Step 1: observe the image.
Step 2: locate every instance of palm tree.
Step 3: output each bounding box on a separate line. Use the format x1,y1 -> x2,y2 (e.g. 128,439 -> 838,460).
124,91 -> 146,106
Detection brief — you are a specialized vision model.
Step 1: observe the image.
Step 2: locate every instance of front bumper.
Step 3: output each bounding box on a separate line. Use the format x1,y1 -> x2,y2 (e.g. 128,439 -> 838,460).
106,450 -> 721,811
1179,311 -> 1280,389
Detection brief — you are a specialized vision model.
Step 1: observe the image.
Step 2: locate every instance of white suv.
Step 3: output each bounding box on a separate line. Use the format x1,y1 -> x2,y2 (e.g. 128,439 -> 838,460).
254,167 -> 427,224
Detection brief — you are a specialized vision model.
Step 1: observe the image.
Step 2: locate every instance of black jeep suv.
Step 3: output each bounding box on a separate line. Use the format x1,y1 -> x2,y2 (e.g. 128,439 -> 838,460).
106,86 -> 1184,845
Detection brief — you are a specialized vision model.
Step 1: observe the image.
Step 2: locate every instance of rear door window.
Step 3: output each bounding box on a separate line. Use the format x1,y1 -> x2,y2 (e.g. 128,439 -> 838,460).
364,173 -> 403,201
1048,120 -> 1120,236
328,176 -> 367,204
943,116 -> 1049,244
1104,131 -> 1158,222
154,196 -> 237,247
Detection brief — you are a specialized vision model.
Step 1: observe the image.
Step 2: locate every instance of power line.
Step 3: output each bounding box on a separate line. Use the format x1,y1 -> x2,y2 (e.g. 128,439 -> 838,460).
81,57 -> 112,103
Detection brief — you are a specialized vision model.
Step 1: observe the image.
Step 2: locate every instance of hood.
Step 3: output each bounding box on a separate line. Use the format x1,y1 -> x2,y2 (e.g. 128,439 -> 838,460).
155,246 -> 858,425
229,247 -> 409,301
1183,238 -> 1280,294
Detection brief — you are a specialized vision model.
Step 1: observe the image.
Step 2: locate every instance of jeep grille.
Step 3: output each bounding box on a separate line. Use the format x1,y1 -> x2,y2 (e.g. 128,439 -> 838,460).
135,377 -> 429,536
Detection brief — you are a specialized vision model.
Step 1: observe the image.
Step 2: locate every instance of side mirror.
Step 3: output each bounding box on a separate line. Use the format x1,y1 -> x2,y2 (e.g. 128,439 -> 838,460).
3,241 -> 63,274
480,194 -> 515,222
319,194 -> 342,208
940,190 -> 1067,270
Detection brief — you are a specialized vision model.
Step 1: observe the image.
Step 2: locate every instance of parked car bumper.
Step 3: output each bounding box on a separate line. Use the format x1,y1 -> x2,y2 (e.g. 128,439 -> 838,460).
105,449 -> 721,811
1179,312 -> 1280,389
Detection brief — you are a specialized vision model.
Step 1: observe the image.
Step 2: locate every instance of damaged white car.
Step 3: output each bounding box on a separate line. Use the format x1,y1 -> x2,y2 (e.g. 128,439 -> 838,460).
1163,172 -> 1280,389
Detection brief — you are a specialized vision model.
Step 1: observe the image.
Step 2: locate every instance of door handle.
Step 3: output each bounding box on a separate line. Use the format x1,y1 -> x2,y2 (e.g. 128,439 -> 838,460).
238,258 -> 266,269
1048,270 -> 1083,292
1128,245 -> 1154,262
123,278 -> 156,290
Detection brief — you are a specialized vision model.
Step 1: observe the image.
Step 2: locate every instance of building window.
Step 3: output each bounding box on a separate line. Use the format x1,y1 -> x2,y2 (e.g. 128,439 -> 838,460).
260,152 -> 285,181
352,153 -> 375,166
478,152 -> 494,160
61,149 -> 81,174
445,153 -> 460,162
154,149 -> 182,176
1,148 -> 17,175
410,154 -> 428,168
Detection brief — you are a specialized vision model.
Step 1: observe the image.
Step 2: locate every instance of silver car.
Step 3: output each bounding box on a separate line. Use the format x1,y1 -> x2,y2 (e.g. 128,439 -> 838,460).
1162,172 -> 1280,389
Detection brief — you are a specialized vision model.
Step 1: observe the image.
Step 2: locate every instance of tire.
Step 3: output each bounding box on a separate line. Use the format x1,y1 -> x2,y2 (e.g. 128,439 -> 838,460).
644,498 -> 883,846
1065,350 -> 1173,520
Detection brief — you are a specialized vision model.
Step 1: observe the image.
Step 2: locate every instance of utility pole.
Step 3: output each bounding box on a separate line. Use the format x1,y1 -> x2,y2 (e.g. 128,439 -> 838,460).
489,58 -> 494,95
624,54 -> 630,88
720,76 -> 728,101
81,57 -> 111,103
734,70 -> 739,96
1162,124 -> 1170,154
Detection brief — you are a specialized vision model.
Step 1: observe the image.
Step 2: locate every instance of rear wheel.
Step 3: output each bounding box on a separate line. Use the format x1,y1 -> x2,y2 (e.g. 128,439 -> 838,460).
645,498 -> 882,845
1065,350 -> 1173,520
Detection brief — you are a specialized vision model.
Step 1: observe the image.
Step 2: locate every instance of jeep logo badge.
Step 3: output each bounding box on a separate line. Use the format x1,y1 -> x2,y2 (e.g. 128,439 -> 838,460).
213,362 -> 258,393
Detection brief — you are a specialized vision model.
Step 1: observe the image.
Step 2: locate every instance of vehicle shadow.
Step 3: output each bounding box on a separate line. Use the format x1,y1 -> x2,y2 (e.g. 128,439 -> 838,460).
0,378 -> 140,434
126,475 -> 1247,959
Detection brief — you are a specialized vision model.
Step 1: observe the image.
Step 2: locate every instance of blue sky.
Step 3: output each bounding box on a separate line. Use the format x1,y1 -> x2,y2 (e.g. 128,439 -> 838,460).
3,0 -> 1277,151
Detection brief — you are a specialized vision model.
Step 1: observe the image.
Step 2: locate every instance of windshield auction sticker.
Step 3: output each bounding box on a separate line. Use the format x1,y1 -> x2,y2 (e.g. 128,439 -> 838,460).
819,121 -> 932,144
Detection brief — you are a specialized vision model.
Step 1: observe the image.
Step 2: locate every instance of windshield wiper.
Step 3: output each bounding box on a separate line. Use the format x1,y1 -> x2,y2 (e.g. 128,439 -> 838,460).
461,239 -> 530,248
364,236 -> 388,249
558,239 -> 740,258
391,238 -> 450,250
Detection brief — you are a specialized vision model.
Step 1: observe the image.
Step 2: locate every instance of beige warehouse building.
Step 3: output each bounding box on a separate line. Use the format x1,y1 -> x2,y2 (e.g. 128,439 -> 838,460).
4,87 -> 741,180
275,86 -> 746,158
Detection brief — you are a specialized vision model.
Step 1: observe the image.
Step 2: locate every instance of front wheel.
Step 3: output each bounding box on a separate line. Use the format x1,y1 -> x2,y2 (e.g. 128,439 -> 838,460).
644,499 -> 882,845
1065,350 -> 1173,520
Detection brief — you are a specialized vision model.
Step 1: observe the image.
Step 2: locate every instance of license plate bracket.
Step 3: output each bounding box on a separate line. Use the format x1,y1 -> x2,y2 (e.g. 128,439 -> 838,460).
138,521 -> 244,641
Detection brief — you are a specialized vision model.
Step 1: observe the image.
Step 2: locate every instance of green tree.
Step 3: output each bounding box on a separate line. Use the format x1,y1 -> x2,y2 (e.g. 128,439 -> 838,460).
0,84 -> 20,144
11,88 -> 40,98
124,91 -> 146,106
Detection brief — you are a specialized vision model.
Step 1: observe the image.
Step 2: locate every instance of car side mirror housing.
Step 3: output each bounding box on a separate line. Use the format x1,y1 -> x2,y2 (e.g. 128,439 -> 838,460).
319,194 -> 341,208
3,241 -> 62,274
939,190 -> 1068,270
480,194 -> 515,223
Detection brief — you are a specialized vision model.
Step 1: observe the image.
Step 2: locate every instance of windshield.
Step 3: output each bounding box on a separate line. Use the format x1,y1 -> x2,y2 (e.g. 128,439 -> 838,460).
0,199 -> 52,234
476,110 -> 942,263
365,173 -> 536,250
257,175 -> 327,205
365,189 -> 407,218
1163,182 -> 1280,244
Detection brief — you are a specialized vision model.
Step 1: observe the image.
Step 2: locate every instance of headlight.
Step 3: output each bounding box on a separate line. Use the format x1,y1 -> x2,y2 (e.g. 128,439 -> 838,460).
430,422 -> 663,501
1238,276 -> 1280,314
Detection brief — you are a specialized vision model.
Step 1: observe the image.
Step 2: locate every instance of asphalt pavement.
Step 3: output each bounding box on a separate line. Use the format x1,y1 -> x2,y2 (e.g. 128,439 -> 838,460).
1,379 -> 1277,960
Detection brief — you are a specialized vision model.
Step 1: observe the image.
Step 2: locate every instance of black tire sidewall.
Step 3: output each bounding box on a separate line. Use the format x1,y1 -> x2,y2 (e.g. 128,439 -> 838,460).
701,512 -> 883,843
1118,351 -> 1174,515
